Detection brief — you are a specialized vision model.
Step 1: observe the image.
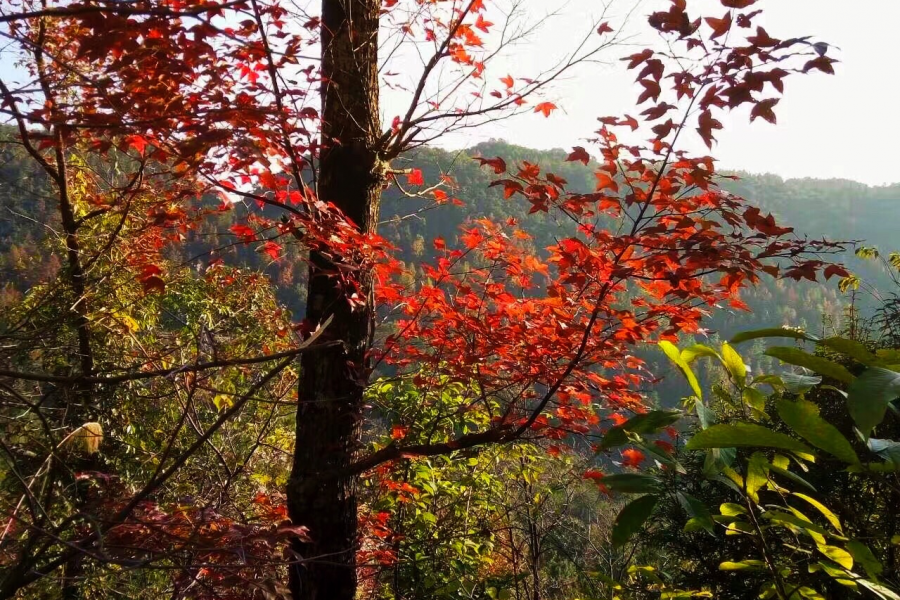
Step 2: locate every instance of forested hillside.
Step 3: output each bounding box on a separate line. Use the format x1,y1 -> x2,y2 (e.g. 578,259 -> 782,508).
3,135 -> 894,393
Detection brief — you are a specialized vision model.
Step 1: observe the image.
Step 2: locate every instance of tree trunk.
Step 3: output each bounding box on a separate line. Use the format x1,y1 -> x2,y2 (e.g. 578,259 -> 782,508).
287,0 -> 381,595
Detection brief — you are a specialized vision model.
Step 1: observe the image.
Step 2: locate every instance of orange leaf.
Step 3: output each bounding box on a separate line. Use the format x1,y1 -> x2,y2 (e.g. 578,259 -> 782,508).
475,14 -> 493,32
534,102 -> 557,117
406,169 -> 424,186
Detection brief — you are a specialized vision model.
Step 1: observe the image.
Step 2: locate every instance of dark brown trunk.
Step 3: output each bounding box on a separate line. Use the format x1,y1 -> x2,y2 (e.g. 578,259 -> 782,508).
287,0 -> 381,595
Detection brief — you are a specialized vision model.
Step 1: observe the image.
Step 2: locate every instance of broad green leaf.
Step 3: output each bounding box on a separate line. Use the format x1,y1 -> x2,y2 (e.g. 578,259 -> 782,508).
812,561 -> 859,588
660,340 -> 702,399
766,511 -> 829,539
683,517 -> 707,533
776,398 -> 859,464
746,452 -> 770,501
612,494 -> 658,547
765,347 -> 854,384
602,473 -> 662,494
846,540 -> 883,578
719,560 -> 766,571
681,343 -> 720,364
821,337 -> 879,366
769,464 -> 818,493
817,545 -> 853,570
793,493 -> 842,533
858,578 -> 900,600
721,343 -> 747,387
725,521 -> 755,536
781,372 -> 823,394
600,409 -> 682,449
847,367 -> 900,438
720,466 -> 744,490
868,438 -> 900,464
702,446 -> 735,478
720,503 -> 747,517
730,328 -> 816,344
618,410 -> 682,434
754,374 -> 787,389
686,423 -> 815,458
695,399 -> 716,430
677,492 -> 714,534
743,388 -> 768,415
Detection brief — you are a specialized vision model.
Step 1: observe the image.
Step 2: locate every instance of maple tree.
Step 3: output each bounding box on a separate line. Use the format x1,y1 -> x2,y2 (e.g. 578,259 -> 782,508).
0,0 -> 847,597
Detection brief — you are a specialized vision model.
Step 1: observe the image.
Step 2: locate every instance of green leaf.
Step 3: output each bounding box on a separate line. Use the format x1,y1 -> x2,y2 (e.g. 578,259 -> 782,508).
721,343 -> 748,387
600,410 -> 682,449
612,495 -> 658,547
765,511 -> 829,538
660,340 -> 702,399
858,579 -> 900,600
847,367 -> 900,438
677,492 -> 714,534
695,399 -> 716,430
820,337 -> 879,366
812,562 -> 858,588
765,347 -> 854,384
720,503 -> 747,517
746,452 -> 770,500
702,446 -> 735,478
602,473 -> 662,494
776,398 -> 859,464
846,540 -> 883,578
867,438 -> 900,464
730,328 -> 816,344
769,464 -> 818,493
686,423 -> 815,458
743,388 -> 768,414
817,545 -> 853,569
793,493 -> 842,533
719,560 -> 766,571
681,343 -> 720,365
780,372 -> 823,394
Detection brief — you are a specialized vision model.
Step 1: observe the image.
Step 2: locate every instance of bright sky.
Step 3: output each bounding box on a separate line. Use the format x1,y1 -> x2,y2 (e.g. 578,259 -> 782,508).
421,0 -> 899,186
1,0 -> 894,185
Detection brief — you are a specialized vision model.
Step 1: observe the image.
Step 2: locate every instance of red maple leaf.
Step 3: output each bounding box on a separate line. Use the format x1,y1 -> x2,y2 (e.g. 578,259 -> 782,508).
474,14 -> 493,32
534,102 -> 557,117
260,241 -> 282,260
566,146 -> 591,165
750,98 -> 779,124
230,224 -> 256,242
474,156 -> 507,174
621,448 -> 645,468
406,169 -> 424,186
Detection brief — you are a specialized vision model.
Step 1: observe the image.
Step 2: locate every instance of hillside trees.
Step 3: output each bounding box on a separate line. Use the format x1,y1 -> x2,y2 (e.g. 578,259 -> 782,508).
0,0 -> 846,597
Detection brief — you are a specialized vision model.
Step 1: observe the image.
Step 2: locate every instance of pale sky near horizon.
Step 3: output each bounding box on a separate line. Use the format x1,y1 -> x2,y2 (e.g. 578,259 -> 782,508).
410,0 -> 898,186
1,0 -> 894,185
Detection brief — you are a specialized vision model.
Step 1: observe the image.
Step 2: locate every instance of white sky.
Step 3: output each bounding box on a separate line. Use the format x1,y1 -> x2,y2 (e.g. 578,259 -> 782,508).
412,0 -> 899,186
1,0 -> 893,185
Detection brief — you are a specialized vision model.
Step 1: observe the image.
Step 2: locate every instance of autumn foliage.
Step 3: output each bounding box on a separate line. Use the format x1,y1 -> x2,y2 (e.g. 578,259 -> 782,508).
0,0 -> 846,597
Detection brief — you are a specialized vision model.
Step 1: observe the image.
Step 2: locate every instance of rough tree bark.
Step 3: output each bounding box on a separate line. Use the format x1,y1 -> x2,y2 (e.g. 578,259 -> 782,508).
287,0 -> 381,595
